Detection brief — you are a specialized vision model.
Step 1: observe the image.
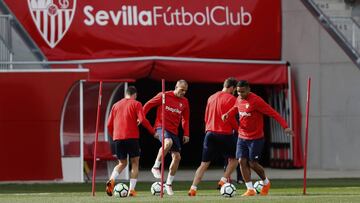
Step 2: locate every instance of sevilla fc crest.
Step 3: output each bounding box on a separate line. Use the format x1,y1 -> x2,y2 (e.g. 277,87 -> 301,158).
28,0 -> 76,48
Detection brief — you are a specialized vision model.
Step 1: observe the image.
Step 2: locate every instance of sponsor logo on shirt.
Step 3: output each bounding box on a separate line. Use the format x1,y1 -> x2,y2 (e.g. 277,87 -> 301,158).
239,111 -> 251,117
166,106 -> 182,114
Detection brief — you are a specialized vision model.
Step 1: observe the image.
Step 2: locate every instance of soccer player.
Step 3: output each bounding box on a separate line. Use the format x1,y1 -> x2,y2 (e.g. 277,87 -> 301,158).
106,86 -> 155,197
143,79 -> 190,196
222,80 -> 293,196
188,77 -> 239,196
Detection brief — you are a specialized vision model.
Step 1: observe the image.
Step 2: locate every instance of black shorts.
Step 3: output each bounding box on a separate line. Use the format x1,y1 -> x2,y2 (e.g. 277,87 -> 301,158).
201,132 -> 237,162
236,138 -> 264,161
114,139 -> 140,160
156,128 -> 181,152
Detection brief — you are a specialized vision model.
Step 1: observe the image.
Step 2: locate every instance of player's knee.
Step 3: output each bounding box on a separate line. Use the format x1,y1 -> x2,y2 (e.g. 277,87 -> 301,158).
164,139 -> 173,149
172,152 -> 181,162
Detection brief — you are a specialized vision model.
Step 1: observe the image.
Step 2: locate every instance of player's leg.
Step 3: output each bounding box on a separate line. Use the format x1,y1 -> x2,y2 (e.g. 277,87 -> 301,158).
193,162 -> 211,183
249,161 -> 265,180
169,151 -> 181,177
151,129 -> 173,179
165,151 -> 180,195
165,134 -> 182,195
112,159 -> 128,178
237,138 -> 256,196
250,160 -> 271,195
128,139 -> 140,196
106,140 -> 128,196
152,138 -> 172,177
188,161 -> 210,196
236,163 -> 244,183
220,134 -> 238,187
189,132 -> 214,196
239,158 -> 252,183
223,158 -> 237,181
248,138 -> 270,195
106,159 -> 127,196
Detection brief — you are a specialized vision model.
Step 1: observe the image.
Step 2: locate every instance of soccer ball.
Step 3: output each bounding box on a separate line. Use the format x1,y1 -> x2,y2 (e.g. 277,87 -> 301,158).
113,183 -> 129,198
150,182 -> 163,196
220,183 -> 236,197
254,180 -> 264,194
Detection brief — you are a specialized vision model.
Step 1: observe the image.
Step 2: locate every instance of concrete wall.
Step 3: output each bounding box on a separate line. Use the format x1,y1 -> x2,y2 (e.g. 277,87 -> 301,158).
283,0 -> 360,170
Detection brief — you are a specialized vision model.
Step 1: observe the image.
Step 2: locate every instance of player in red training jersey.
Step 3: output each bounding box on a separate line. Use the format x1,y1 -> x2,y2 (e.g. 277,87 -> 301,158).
188,77 -> 239,196
222,80 -> 293,196
143,80 -> 190,196
106,86 -> 155,197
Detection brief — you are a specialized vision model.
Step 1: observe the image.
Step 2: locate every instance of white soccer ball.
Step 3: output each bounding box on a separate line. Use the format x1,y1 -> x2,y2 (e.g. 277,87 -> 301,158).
253,180 -> 264,194
150,182 -> 163,196
220,183 -> 236,197
113,183 -> 129,198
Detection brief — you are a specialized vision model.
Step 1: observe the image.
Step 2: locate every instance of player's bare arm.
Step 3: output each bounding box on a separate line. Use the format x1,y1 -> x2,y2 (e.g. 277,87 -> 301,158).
154,132 -> 160,140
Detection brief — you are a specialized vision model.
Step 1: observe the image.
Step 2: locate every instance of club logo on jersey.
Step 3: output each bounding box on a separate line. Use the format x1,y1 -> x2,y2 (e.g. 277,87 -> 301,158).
28,0 -> 76,48
179,103 -> 183,108
245,103 -> 250,109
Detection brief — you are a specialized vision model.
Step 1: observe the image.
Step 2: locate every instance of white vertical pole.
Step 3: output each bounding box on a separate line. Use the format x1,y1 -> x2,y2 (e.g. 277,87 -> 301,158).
60,82 -> 78,157
79,80 -> 84,182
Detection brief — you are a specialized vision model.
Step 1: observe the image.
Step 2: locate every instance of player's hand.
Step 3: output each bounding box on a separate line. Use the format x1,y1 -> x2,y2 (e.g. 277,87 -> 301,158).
284,128 -> 294,136
221,113 -> 228,121
183,136 -> 190,144
154,132 -> 160,140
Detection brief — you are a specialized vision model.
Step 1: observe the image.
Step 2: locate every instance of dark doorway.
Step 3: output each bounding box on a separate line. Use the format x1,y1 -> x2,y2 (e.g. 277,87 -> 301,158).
125,78 -> 272,169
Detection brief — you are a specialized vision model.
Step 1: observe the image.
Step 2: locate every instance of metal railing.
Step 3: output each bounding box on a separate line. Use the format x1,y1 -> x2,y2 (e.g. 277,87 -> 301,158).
302,0 -> 360,69
0,14 -> 13,69
330,16 -> 360,52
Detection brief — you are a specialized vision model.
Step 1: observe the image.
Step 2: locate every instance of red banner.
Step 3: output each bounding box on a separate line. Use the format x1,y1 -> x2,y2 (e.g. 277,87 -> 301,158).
5,0 -> 281,60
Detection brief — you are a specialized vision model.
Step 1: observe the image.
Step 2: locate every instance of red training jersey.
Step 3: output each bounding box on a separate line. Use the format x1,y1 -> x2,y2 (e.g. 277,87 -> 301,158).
143,91 -> 190,137
205,91 -> 238,135
107,98 -> 154,140
227,92 -> 288,140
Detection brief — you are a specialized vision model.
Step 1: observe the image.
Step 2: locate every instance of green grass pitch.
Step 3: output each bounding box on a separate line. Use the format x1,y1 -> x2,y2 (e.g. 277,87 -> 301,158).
0,179 -> 360,203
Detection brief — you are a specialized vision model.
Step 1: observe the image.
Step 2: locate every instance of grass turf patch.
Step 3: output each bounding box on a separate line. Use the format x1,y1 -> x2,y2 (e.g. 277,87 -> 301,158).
0,179 -> 359,203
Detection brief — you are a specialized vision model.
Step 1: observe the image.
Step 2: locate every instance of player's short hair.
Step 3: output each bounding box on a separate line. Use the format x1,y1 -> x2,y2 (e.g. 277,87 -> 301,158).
237,80 -> 250,88
223,77 -> 238,88
126,86 -> 137,96
175,79 -> 188,88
